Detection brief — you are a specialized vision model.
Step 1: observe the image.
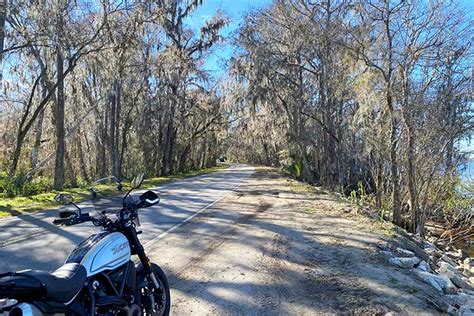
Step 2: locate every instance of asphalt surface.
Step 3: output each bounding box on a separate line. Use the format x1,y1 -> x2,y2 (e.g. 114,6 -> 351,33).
0,164 -> 254,272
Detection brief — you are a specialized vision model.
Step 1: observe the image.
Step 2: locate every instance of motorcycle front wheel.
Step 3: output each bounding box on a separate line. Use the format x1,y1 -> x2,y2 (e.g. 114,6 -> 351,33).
140,263 -> 170,316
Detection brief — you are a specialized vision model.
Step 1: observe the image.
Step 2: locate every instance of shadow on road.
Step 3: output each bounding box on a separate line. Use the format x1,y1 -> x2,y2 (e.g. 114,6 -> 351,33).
150,170 -> 439,315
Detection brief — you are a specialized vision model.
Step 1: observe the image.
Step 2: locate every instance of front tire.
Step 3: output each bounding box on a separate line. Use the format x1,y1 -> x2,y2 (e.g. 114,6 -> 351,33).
140,264 -> 170,316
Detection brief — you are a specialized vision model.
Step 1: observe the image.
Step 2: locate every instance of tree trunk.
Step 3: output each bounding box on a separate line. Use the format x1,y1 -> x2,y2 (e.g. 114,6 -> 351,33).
375,157 -> 383,209
406,123 -> 420,234
96,111 -> 107,178
109,79 -> 121,179
387,89 -> 401,226
76,133 -> 89,182
0,0 -> 6,85
296,55 -> 313,183
162,118 -> 174,175
162,93 -> 176,175
115,81 -> 121,178
65,148 -> 76,187
200,137 -> 207,169
446,139 -> 454,173
9,130 -> 27,177
53,48 -> 65,190
109,89 -> 116,175
155,112 -> 163,176
119,118 -> 130,180
262,137 -> 270,165
30,107 -> 45,171
398,68 -> 421,234
109,80 -> 121,179
444,67 -> 455,174
178,143 -> 191,172
29,84 -> 48,172
401,72 -> 420,235
389,118 -> 401,226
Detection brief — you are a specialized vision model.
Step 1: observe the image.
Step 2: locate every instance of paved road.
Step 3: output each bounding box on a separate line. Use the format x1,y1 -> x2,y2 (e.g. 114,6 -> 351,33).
0,166 -> 450,314
0,164 -> 253,272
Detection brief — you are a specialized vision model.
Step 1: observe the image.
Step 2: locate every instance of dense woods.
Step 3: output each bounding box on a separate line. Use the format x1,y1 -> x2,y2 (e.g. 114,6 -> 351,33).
1,0 -> 228,194
225,0 -> 472,236
0,0 -> 472,238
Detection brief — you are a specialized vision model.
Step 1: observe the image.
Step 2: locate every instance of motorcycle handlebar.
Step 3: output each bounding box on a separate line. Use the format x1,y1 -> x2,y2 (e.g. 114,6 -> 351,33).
53,213 -> 96,226
53,217 -> 73,226
53,190 -> 160,226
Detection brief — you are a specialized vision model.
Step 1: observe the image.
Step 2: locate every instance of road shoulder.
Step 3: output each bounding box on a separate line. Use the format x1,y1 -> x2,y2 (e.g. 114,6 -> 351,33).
147,167 -> 443,315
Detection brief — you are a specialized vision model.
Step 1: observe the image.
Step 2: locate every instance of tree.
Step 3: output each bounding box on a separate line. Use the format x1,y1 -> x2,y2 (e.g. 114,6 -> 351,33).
225,0 -> 471,234
0,0 -> 6,85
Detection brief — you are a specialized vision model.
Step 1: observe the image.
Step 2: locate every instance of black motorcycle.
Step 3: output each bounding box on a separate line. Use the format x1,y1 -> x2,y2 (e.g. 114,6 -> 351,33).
0,174 -> 170,316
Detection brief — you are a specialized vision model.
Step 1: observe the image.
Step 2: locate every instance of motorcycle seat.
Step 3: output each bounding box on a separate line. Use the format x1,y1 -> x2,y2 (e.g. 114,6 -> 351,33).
0,263 -> 87,303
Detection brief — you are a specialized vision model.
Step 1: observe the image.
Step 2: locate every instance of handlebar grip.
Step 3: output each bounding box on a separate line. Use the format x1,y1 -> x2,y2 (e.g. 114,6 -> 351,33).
53,217 -> 73,226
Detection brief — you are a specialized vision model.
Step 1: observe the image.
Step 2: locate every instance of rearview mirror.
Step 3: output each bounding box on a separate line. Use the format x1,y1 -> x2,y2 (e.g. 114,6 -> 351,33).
131,173 -> 144,189
54,193 -> 73,205
139,190 -> 160,206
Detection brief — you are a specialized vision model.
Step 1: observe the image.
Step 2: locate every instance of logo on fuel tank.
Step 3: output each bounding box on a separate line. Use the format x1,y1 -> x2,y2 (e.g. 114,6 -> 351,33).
112,241 -> 129,255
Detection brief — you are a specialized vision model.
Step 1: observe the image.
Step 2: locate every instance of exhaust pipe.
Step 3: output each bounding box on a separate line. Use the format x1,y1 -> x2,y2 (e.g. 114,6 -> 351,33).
8,303 -> 43,316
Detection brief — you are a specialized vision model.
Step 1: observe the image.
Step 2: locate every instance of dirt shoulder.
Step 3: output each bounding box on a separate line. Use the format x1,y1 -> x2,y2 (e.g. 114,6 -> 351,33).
146,168 -> 456,315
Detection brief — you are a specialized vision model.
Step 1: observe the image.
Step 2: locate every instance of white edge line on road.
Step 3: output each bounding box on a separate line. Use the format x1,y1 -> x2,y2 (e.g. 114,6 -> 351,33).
143,172 -> 252,249
0,166 -> 250,249
0,164 -> 235,223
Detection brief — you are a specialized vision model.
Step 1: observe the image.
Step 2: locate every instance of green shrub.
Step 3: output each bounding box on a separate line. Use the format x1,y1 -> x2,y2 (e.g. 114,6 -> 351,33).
3,175 -> 23,197
294,158 -> 303,178
348,181 -> 367,208
20,176 -> 53,196
0,171 -> 7,192
278,150 -> 305,180
1,173 -> 54,197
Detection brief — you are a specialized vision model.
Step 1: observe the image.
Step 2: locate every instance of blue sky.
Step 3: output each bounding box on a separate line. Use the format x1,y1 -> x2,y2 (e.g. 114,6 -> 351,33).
185,0 -> 272,78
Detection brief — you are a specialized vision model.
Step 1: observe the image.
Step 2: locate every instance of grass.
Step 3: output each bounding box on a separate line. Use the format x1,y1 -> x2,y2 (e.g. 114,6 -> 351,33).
372,220 -> 396,238
0,164 -> 229,218
288,178 -> 316,193
284,173 -> 398,240
304,205 -> 319,214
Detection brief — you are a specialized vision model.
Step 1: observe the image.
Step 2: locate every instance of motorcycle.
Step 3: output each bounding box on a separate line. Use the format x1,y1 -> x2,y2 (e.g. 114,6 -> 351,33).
0,174 -> 170,316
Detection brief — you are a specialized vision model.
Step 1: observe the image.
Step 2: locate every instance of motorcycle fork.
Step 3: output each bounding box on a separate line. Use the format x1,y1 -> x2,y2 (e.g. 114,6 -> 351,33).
124,224 -> 160,290
139,253 -> 160,289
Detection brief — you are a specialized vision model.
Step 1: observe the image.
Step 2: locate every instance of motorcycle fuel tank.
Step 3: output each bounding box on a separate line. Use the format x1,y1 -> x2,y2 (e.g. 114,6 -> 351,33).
65,232 -> 131,276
